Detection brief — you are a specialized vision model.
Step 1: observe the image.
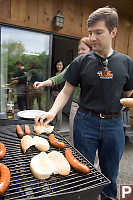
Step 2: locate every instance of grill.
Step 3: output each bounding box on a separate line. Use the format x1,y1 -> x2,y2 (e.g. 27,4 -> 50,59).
0,124 -> 110,200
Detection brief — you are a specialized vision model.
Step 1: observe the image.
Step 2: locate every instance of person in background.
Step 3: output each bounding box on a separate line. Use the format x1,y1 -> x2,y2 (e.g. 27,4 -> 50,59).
35,7 -> 133,200
33,37 -> 92,143
50,60 -> 64,130
26,61 -> 43,110
11,61 -> 27,111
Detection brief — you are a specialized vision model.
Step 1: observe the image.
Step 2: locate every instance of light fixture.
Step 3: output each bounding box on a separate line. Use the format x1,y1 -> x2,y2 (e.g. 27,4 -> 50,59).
53,10 -> 64,29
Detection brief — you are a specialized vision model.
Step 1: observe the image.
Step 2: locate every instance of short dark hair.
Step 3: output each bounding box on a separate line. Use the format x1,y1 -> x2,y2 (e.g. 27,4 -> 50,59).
54,59 -> 64,73
15,61 -> 23,66
87,6 -> 118,33
55,59 -> 63,66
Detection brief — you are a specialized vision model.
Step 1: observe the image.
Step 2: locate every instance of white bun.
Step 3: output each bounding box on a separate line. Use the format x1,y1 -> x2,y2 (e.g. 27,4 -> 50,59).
21,135 -> 50,153
34,122 -> 54,134
48,151 -> 71,176
32,136 -> 50,152
120,98 -> 133,108
30,152 -> 54,179
21,135 -> 33,153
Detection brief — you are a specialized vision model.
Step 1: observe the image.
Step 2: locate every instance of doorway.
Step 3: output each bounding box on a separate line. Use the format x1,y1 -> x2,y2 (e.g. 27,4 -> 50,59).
51,35 -> 79,115
52,35 -> 78,73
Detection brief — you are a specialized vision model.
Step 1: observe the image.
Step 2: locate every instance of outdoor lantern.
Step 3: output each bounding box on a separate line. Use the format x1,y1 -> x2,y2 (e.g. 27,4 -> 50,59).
53,10 -> 64,29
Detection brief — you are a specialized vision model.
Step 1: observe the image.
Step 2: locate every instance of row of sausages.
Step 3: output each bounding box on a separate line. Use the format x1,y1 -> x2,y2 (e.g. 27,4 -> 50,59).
0,142 -> 10,195
0,124 -> 31,196
0,125 -> 31,195
16,124 -> 31,137
17,124 -> 90,174
0,124 -> 90,196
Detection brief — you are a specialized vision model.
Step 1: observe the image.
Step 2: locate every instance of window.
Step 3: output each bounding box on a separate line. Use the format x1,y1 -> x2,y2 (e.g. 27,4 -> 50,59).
0,26 -> 51,114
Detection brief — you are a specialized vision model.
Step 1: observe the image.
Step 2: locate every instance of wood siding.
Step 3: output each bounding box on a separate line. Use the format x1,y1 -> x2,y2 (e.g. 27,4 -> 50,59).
0,0 -> 133,57
115,16 -> 130,55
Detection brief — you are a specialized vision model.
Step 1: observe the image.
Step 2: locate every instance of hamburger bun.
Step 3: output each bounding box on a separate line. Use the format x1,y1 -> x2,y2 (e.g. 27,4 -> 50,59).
30,152 -> 54,179
48,151 -> 71,176
21,135 -> 50,153
21,135 -> 33,153
32,136 -> 50,152
34,122 -> 54,135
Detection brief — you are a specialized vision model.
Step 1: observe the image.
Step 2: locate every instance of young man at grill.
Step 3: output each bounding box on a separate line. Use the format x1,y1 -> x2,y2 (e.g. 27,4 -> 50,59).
35,7 -> 133,200
33,37 -> 92,144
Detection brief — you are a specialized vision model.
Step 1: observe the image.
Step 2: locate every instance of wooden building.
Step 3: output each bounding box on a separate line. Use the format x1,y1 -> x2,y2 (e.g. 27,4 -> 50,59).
0,0 -> 133,114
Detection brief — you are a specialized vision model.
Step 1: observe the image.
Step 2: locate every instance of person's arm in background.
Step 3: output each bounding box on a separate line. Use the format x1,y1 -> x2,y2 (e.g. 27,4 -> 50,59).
11,72 -> 27,84
49,65 -> 69,85
35,81 -> 75,125
33,65 -> 69,89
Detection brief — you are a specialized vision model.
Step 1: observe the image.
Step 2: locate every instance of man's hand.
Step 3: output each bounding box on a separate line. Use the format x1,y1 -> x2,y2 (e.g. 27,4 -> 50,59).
33,81 -> 43,89
12,80 -> 18,84
34,111 -> 56,126
34,81 -> 74,127
33,80 -> 52,89
122,106 -> 129,111
11,77 -> 18,81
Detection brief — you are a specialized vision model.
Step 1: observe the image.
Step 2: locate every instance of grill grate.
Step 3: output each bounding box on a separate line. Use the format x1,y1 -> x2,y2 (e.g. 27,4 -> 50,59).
0,124 -> 110,200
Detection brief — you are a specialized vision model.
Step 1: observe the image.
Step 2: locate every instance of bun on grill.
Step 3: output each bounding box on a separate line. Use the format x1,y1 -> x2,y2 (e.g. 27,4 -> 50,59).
21,135 -> 33,153
48,151 -> 71,176
30,151 -> 71,179
32,136 -> 50,152
21,135 -> 50,153
120,98 -> 133,108
34,122 -> 54,134
30,152 -> 54,179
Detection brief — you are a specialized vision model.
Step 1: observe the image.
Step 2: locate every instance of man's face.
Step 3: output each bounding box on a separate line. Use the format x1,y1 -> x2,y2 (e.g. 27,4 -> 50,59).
56,61 -> 63,72
16,64 -> 20,69
88,20 -> 117,55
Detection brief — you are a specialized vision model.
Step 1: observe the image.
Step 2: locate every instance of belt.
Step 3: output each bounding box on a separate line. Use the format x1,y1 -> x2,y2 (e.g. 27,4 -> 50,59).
79,106 -> 120,119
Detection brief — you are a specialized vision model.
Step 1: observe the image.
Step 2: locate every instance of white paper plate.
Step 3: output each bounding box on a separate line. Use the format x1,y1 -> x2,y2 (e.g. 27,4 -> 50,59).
17,110 -> 45,119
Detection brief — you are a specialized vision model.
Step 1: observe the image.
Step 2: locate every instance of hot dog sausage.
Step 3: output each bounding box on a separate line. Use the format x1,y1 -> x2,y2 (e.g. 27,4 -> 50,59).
24,124 -> 31,135
49,134 -> 65,149
0,142 -> 6,159
65,148 -> 90,174
0,163 -> 10,195
16,125 -> 24,138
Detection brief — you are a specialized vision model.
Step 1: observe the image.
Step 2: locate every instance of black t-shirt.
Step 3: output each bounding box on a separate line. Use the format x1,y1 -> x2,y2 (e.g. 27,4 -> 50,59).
13,69 -> 26,78
64,51 -> 133,114
13,69 -> 27,84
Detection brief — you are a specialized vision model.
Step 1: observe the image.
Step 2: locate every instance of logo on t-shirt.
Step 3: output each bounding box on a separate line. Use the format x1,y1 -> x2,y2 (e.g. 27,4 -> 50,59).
97,69 -> 113,79
97,58 -> 113,79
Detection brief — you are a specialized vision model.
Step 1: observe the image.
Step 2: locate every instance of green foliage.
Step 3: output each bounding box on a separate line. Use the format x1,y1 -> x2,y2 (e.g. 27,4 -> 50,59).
2,41 -> 49,82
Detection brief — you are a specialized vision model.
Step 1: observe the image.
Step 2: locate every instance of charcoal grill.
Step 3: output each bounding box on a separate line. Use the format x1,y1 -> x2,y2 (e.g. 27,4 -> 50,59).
0,124 -> 110,200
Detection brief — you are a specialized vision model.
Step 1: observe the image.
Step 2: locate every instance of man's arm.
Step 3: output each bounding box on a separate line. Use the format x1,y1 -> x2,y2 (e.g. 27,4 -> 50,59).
33,79 -> 52,88
11,74 -> 27,84
35,81 -> 75,125
33,66 -> 69,89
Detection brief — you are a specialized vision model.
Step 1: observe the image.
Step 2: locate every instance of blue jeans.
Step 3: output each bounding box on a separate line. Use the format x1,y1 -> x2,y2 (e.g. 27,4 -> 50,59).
74,108 -> 125,199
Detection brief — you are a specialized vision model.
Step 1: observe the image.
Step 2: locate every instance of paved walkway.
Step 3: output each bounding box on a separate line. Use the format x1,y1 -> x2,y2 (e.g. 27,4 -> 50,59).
60,114 -> 133,199
118,138 -> 133,185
